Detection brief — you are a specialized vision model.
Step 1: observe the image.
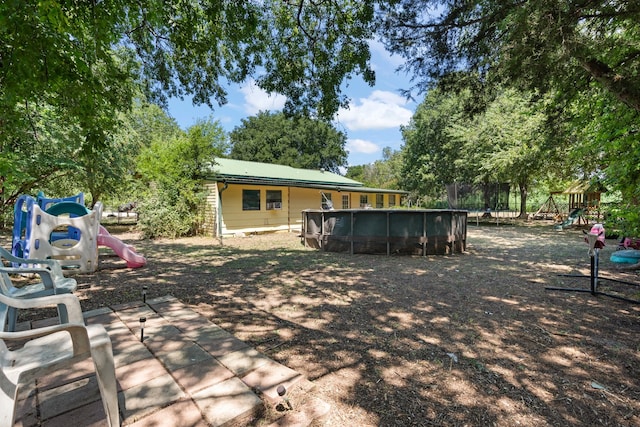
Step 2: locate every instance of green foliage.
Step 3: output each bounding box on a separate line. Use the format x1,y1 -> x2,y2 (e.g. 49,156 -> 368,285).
401,85 -> 562,214
0,103 -> 82,220
136,190 -> 199,239
1,2 -> 139,153
567,88 -> 640,234
258,1 -> 376,118
568,89 -> 640,201
2,0 -> 377,140
399,87 -> 475,198
451,90 -> 548,180
127,102 -> 183,149
345,165 -> 365,184
605,204 -> 640,239
136,118 -> 227,238
346,148 -> 402,189
378,1 -> 640,113
229,112 -> 347,173
2,1 -> 378,226
449,89 -> 552,215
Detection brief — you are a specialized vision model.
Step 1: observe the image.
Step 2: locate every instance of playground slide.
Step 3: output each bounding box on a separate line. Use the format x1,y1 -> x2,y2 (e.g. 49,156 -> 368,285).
98,226 -> 146,268
555,208 -> 583,230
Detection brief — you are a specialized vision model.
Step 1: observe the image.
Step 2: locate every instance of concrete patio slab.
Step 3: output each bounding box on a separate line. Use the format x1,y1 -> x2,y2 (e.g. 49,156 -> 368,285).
192,377 -> 263,427
12,296 -> 328,427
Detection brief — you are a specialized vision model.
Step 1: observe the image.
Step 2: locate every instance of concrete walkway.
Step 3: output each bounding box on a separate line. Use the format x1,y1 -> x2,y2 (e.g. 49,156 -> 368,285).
12,296 -> 329,426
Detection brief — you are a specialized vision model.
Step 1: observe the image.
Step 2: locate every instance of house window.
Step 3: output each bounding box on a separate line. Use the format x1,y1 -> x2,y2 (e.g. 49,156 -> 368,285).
376,194 -> 384,208
342,194 -> 349,209
359,194 -> 368,208
242,189 -> 260,211
266,190 -> 282,210
389,194 -> 396,206
321,192 -> 333,209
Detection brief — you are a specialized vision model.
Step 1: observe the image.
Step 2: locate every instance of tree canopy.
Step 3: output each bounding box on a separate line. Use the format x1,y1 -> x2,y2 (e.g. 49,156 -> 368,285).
229,111 -> 348,173
399,86 -> 473,198
346,147 -> 402,189
1,0 -> 377,223
136,116 -> 227,238
4,0 -> 640,234
381,0 -> 640,227
377,0 -> 640,113
448,89 -> 553,216
1,0 -> 376,134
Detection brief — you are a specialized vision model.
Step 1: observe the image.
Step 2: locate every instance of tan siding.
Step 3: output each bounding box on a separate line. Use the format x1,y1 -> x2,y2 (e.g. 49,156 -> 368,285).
209,179 -> 407,235
202,182 -> 218,236
289,187 -> 325,229
220,184 -> 291,234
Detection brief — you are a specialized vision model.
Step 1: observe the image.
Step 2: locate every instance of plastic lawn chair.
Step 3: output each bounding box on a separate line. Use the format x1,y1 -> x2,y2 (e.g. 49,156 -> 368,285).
0,292 -> 119,427
0,247 -> 77,331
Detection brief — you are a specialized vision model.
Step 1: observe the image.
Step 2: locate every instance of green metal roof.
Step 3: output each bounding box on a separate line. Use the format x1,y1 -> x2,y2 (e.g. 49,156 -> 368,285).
207,158 -> 364,187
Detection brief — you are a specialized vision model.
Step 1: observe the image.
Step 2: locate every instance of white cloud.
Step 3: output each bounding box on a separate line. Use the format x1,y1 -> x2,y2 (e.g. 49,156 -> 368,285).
347,138 -> 380,154
239,79 -> 286,115
336,90 -> 413,131
369,39 -> 406,70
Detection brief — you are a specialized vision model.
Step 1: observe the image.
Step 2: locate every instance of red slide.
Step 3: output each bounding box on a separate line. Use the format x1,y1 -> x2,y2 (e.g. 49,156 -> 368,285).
97,226 -> 147,268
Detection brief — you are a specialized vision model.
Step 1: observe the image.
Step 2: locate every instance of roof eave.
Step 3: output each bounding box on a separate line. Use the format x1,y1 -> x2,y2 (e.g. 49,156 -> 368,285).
206,175 -> 406,194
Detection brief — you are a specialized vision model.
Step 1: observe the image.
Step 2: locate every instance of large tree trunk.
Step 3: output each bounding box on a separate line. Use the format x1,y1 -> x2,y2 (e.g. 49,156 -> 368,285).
518,182 -> 528,218
582,59 -> 640,113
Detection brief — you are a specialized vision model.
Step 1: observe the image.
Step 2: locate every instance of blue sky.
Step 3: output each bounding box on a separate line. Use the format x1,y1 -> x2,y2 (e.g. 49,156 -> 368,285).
167,40 -> 418,167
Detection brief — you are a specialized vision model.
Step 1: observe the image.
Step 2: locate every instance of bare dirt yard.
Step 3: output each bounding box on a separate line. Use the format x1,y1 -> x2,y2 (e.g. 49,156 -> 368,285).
9,220 -> 640,426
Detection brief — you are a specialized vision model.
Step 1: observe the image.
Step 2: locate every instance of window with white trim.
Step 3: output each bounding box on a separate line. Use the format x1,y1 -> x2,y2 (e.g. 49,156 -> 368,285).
341,194 -> 349,209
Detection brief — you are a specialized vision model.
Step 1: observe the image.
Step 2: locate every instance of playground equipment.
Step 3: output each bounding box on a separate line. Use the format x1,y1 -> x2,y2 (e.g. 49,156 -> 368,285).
533,193 -> 562,220
97,226 -> 146,268
553,208 -> 584,230
546,224 -> 640,304
611,249 -> 640,264
12,194 -> 146,273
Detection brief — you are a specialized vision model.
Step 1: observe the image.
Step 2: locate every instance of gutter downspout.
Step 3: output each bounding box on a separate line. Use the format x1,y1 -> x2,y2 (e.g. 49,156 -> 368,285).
218,180 -> 228,242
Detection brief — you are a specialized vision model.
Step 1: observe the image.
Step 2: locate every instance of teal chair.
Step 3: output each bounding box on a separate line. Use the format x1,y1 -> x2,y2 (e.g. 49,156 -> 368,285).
0,247 -> 77,331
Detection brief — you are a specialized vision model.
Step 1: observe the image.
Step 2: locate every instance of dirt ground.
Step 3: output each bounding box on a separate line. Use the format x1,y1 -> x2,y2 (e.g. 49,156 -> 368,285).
8,220 -> 640,426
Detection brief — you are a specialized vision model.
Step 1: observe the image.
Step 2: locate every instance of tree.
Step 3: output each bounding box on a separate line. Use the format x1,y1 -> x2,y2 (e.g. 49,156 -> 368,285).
229,112 -> 348,173
127,102 -> 183,149
377,1 -> 640,113
0,103 -> 81,223
399,87 -> 475,198
2,1 -> 378,218
1,0 -> 378,143
401,84 -> 563,214
449,89 -> 552,217
567,87 -> 640,235
135,118 -> 227,238
346,148 -> 403,189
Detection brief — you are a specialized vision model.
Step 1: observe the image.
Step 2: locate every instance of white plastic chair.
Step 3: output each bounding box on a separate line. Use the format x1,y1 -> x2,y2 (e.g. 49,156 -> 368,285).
0,247 -> 77,331
0,292 -> 119,427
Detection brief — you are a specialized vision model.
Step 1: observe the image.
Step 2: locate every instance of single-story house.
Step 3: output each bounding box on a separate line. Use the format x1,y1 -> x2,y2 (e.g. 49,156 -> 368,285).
202,158 -> 408,236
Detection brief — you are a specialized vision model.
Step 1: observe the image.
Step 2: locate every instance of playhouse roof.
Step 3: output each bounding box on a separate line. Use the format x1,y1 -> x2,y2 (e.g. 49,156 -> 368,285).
206,158 -> 407,194
562,179 -> 607,195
